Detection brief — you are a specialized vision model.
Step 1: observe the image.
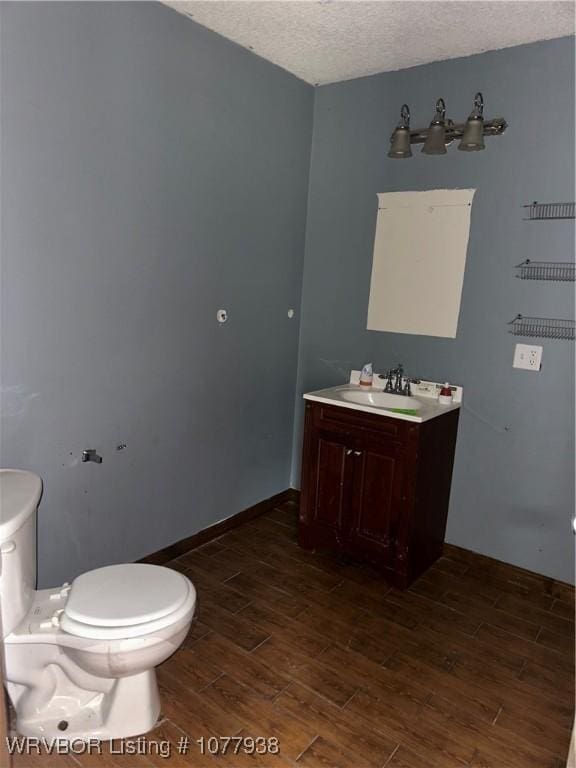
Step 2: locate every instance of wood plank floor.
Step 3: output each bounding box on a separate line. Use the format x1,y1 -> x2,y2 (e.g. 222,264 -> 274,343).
11,499 -> 575,768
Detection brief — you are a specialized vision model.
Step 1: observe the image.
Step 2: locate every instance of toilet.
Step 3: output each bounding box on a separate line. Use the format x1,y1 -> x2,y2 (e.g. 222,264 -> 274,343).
0,469 -> 196,741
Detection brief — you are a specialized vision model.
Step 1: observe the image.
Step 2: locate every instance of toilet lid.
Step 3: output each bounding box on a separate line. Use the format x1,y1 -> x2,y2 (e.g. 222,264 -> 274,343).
64,564 -> 190,628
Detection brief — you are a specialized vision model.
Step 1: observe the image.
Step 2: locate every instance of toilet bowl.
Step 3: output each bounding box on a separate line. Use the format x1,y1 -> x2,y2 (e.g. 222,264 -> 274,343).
0,469 -> 196,741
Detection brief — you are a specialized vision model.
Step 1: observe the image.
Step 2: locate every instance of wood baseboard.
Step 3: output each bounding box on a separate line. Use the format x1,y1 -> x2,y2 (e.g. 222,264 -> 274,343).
288,489 -> 573,590
139,488 -> 295,566
286,488 -> 300,504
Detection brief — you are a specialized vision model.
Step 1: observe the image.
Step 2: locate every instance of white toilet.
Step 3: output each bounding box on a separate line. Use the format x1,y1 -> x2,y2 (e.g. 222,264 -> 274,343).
0,469 -> 196,741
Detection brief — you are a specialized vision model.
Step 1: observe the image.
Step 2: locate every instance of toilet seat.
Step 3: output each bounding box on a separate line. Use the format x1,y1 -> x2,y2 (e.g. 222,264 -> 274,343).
60,564 -> 195,640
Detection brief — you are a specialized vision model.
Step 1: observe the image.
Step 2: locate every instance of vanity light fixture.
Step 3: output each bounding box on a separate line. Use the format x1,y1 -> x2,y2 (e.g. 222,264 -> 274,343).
387,92 -> 506,158
422,98 -> 449,155
459,92 -> 485,151
387,104 -> 412,159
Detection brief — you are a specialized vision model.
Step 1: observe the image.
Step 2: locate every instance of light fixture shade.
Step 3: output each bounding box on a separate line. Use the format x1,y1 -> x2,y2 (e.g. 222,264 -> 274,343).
458,92 -> 485,151
422,123 -> 447,155
388,126 -> 412,158
388,104 -> 412,159
422,98 -> 447,155
458,117 -> 485,151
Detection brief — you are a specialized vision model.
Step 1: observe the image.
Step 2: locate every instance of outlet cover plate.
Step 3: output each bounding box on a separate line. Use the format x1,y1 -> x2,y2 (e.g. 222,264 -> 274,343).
513,343 -> 542,371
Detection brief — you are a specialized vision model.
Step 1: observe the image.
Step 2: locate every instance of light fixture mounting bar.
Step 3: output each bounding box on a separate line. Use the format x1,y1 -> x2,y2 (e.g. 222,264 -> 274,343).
405,117 -> 507,145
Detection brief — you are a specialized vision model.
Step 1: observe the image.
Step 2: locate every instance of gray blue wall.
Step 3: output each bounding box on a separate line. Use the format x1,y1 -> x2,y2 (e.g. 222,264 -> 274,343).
292,37 -> 575,584
1,3 -> 573,586
0,2 -> 313,586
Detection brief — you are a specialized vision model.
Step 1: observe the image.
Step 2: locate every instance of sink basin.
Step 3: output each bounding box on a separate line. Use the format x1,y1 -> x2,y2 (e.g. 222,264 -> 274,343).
340,390 -> 421,411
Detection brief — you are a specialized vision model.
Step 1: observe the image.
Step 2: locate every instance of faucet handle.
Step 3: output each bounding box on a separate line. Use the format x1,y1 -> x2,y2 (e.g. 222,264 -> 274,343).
403,378 -> 421,396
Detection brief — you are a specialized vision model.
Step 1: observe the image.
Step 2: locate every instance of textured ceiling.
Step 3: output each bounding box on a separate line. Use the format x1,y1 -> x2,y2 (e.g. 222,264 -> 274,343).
164,0 -> 575,85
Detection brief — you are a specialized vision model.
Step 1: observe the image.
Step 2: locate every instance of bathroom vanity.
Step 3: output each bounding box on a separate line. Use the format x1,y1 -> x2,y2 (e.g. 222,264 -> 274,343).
298,376 -> 461,589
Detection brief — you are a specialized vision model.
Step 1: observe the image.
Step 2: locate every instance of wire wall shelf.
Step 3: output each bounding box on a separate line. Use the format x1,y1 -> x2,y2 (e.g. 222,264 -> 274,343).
523,202 -> 575,220
508,315 -> 575,340
515,260 -> 575,282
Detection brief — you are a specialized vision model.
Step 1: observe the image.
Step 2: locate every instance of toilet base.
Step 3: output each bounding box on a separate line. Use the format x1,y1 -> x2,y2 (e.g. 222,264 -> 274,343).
12,669 -> 161,742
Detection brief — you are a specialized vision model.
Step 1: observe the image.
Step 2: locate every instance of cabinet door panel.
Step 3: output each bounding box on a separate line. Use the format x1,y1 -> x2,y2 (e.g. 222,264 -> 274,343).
349,442 -> 405,566
313,435 -> 350,531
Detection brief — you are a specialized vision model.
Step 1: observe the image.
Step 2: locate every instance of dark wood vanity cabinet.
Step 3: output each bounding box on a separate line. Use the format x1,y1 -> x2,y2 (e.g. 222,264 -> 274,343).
298,401 -> 459,588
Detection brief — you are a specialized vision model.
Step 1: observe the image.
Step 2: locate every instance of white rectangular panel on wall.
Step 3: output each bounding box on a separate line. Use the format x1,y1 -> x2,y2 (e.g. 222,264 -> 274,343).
367,189 -> 475,338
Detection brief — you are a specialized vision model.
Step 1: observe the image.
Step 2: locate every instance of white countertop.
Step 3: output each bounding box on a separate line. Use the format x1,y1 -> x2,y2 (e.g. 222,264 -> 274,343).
303,383 -> 461,424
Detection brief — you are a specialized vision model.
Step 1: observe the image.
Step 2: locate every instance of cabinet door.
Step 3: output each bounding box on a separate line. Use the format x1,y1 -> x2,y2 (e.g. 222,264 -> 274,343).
301,429 -> 355,540
348,438 -> 405,568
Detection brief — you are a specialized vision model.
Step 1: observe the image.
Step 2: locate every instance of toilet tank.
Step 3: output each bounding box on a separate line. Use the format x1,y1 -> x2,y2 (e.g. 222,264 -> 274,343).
0,470 -> 42,637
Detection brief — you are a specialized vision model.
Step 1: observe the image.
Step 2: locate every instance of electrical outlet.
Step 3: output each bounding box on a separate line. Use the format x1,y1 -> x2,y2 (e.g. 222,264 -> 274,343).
513,343 -> 542,371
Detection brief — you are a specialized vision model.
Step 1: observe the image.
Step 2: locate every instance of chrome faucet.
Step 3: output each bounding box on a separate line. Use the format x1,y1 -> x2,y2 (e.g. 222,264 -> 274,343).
384,364 -> 420,396
394,364 -> 404,393
384,369 -> 395,393
384,364 -> 405,394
